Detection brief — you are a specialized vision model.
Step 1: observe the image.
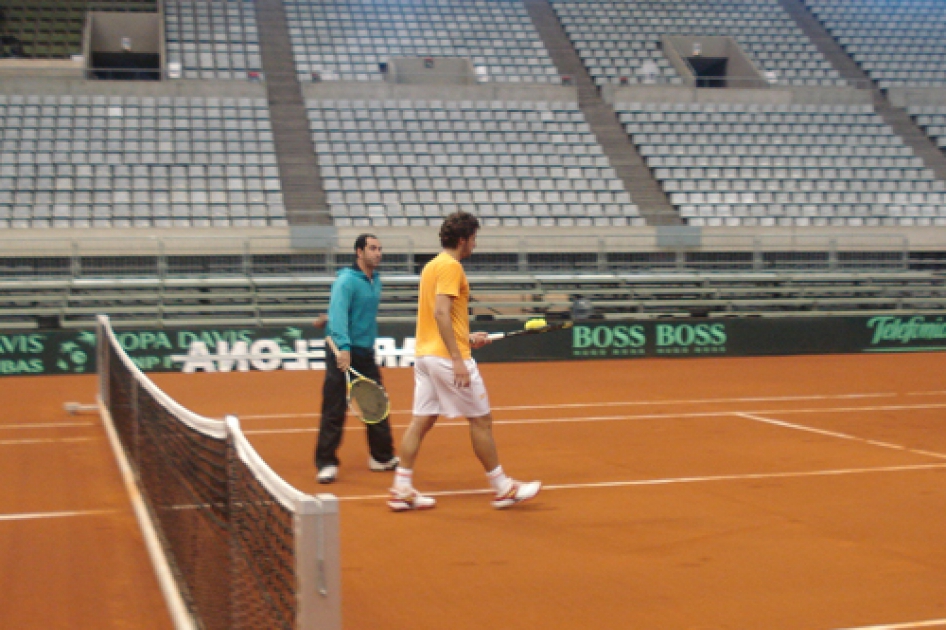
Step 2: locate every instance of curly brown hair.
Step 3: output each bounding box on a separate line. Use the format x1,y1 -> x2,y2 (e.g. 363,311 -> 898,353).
439,211 -> 480,249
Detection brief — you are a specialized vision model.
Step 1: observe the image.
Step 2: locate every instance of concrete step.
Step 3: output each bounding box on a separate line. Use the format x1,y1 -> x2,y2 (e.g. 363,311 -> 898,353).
524,0 -> 680,226
254,0 -> 329,226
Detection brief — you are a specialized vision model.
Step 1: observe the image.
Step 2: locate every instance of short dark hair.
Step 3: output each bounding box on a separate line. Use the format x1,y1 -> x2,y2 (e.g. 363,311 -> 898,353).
439,212 -> 480,249
354,233 -> 377,253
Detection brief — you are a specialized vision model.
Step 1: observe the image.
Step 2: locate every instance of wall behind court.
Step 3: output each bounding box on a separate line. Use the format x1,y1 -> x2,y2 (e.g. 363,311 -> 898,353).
1,315 -> 945,377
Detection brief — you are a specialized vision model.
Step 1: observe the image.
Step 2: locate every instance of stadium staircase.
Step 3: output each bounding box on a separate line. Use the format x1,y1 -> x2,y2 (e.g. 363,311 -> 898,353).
778,0 -> 946,182
523,0 -> 681,226
254,0 -> 330,226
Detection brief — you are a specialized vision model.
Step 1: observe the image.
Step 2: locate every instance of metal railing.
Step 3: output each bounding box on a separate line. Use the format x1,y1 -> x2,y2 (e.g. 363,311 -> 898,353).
470,232 -> 912,274
0,231 -> 923,281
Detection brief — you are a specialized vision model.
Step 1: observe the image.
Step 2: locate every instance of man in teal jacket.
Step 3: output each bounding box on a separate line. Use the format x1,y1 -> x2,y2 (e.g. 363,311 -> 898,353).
316,234 -> 398,483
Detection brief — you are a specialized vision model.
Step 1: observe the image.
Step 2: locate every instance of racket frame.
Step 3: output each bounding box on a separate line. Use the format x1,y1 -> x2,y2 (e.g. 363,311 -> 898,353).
325,336 -> 390,425
487,321 -> 574,341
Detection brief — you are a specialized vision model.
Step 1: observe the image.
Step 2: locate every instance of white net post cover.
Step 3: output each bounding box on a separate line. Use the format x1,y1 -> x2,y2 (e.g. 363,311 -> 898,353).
97,315 -> 108,414
226,416 -> 342,630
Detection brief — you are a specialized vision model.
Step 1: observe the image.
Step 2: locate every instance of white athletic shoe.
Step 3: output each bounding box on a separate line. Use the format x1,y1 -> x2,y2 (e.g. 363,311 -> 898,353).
317,465 -> 338,484
387,487 -> 436,512
368,455 -> 400,472
492,480 -> 542,509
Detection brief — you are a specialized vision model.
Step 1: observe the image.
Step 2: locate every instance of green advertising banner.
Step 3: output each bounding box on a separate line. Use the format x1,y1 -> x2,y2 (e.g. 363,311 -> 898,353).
2,314 -> 945,377
0,330 -> 97,376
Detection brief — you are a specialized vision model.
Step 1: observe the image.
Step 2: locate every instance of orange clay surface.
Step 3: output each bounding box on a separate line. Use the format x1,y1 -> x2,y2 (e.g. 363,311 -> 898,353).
2,352 -> 946,629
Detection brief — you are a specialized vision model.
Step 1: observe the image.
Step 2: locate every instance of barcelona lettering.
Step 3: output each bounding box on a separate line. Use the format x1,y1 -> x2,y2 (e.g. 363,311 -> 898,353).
174,336 -> 417,373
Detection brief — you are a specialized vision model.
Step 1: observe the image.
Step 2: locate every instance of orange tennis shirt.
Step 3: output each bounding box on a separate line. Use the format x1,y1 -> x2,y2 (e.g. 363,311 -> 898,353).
414,252 -> 471,360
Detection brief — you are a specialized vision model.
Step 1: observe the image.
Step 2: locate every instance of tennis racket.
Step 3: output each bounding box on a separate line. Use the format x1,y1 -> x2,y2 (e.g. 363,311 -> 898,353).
324,336 -> 390,425
487,319 -> 573,341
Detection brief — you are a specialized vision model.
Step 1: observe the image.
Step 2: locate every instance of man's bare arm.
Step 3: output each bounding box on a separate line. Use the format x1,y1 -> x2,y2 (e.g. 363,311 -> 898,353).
434,293 -> 470,387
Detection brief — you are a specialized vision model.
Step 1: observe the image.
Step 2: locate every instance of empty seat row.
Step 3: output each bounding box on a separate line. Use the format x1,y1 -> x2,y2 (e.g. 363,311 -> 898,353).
0,187 -> 286,229
0,94 -> 267,109
662,175 -> 941,192
285,0 -> 559,83
322,164 -> 616,179
686,216 -> 946,228
646,154 -> 926,169
670,191 -> 945,206
333,214 -> 640,228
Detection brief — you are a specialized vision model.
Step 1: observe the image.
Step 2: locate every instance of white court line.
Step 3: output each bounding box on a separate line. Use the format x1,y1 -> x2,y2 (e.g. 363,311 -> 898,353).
237,392 -> 898,420
0,436 -> 97,446
837,621 -> 946,630
0,508 -> 118,522
737,413 -> 946,460
243,401 -> 946,436
0,422 -> 95,430
335,462 -> 946,502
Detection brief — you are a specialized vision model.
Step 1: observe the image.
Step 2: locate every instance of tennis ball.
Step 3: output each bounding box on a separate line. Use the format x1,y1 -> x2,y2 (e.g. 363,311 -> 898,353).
525,318 -> 547,330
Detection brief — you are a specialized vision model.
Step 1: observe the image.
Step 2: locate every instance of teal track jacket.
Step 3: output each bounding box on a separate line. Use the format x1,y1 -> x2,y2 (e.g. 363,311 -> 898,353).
326,265 -> 382,351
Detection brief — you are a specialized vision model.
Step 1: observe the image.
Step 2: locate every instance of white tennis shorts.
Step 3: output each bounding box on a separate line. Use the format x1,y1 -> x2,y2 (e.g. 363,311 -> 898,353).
412,355 -> 491,419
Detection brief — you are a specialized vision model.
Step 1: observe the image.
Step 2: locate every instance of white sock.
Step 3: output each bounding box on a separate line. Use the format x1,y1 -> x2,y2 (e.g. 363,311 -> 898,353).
394,467 -> 413,491
486,465 -> 511,493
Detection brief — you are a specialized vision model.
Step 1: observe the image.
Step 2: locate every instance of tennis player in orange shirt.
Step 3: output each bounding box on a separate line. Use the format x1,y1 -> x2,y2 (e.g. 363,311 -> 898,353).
388,211 -> 542,511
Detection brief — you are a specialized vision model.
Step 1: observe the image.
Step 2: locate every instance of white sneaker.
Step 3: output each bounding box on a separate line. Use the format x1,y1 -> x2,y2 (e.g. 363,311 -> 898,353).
387,487 -> 436,512
368,455 -> 400,472
317,465 -> 338,484
492,480 -> 541,509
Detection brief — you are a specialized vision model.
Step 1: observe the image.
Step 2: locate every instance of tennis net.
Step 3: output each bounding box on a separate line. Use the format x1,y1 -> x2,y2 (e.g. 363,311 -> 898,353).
95,315 -> 341,630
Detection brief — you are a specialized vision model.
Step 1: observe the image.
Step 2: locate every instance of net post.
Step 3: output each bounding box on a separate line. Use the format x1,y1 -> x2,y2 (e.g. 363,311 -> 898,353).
295,493 -> 342,630
96,314 -> 109,409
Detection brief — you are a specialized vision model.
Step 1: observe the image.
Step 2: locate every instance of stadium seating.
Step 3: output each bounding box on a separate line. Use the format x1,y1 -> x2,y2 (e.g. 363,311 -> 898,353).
616,101 -> 946,227
2,0 -> 946,236
804,0 -> 946,89
0,94 -> 286,229
284,0 -> 560,83
551,0 -> 844,88
307,98 -> 643,228
164,0 -> 262,80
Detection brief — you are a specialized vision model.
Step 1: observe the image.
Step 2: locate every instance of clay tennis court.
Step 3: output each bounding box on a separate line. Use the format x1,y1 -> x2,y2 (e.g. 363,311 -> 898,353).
2,351 -> 946,629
